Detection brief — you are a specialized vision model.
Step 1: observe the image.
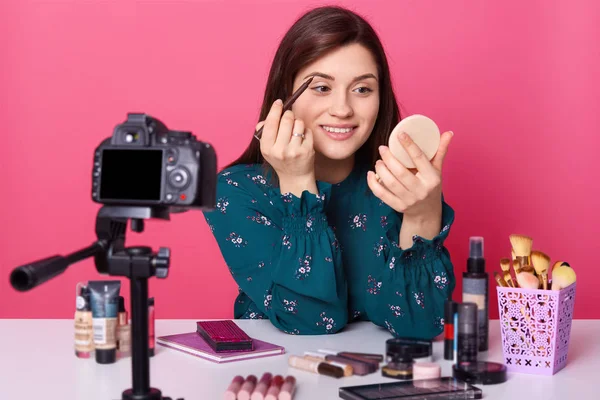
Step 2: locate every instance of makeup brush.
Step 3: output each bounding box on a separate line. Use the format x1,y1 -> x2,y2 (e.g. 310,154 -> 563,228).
516,271 -> 540,290
500,258 -> 515,287
552,261 -> 570,271
254,76 -> 315,140
503,272 -> 516,288
510,234 -> 533,271
494,271 -> 508,287
512,257 -> 522,275
531,250 -> 550,290
551,265 -> 576,290
511,249 -> 516,262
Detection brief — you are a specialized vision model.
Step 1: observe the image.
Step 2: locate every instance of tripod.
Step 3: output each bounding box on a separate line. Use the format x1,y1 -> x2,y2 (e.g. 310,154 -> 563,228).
10,206 -> 183,400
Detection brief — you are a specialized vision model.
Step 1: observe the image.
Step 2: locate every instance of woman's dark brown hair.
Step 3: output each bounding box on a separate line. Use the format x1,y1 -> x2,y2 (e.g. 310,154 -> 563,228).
226,5 -> 401,173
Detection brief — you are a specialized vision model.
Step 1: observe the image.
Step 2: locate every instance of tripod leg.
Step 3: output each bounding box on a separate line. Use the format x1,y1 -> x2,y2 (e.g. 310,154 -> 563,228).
122,276 -> 162,400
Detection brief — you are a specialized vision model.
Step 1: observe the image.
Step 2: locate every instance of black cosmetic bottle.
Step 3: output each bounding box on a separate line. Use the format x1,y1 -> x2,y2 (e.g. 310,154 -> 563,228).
457,302 -> 478,363
462,236 -> 488,352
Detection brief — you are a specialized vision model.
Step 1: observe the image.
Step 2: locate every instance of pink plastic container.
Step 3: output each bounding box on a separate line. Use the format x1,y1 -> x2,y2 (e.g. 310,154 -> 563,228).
496,282 -> 576,375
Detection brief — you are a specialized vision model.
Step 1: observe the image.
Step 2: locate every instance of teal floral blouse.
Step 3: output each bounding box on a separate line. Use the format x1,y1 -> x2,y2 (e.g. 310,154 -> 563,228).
202,162 -> 455,339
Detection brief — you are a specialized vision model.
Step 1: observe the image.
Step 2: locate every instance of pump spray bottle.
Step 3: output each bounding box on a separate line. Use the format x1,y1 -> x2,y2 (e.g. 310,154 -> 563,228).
462,236 -> 488,352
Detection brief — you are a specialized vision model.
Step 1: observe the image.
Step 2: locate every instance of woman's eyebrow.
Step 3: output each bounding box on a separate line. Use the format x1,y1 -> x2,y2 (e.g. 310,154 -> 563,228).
303,72 -> 378,83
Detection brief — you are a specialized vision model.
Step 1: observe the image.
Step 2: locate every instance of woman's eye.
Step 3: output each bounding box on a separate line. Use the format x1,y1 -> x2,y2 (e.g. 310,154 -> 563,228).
312,86 -> 330,93
354,87 -> 373,94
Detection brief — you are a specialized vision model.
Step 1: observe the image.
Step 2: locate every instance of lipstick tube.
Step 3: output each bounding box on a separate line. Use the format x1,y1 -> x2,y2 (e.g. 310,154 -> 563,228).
444,299 -> 457,360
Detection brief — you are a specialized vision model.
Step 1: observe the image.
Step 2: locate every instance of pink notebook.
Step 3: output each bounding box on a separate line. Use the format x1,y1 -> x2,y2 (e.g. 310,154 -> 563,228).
157,332 -> 285,363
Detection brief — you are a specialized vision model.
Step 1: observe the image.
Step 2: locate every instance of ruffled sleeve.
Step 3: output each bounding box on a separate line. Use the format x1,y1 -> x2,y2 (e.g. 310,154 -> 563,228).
365,199 -> 456,339
203,167 -> 348,335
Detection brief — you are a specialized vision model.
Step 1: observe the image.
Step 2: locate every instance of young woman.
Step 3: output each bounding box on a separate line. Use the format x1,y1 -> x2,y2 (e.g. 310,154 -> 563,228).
203,6 -> 455,339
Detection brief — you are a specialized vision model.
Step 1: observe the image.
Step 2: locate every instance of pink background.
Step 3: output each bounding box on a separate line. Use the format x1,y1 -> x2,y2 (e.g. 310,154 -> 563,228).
1,0 -> 598,320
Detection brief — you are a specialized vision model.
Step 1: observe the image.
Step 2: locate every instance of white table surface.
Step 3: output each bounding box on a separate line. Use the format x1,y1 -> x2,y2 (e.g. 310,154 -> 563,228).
0,319 -> 597,400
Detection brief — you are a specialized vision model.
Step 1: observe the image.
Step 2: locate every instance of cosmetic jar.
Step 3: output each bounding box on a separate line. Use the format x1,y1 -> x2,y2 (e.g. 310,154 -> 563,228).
382,344 -> 414,380
413,362 -> 441,380
386,338 -> 433,363
410,362 -> 443,389
453,361 -> 507,385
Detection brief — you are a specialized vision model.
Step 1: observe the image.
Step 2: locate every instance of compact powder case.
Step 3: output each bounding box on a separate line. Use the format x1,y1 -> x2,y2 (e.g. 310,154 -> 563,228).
388,114 -> 441,168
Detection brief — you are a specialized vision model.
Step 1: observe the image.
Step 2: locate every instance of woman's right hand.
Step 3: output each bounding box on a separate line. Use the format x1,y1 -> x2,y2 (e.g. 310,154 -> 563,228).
256,99 -> 317,196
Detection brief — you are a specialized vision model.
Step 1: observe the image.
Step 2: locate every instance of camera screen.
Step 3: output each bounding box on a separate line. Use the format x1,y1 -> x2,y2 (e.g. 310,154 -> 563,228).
99,149 -> 163,201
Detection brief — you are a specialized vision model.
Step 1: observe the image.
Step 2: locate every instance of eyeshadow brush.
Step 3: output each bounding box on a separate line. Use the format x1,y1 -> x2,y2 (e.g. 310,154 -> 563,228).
254,76 -> 315,140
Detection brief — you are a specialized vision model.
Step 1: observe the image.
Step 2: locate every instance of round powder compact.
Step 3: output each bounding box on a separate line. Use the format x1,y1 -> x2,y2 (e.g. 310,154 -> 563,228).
452,361 -> 508,385
386,338 -> 433,363
382,344 -> 414,380
388,114 -> 441,169
412,362 -> 442,389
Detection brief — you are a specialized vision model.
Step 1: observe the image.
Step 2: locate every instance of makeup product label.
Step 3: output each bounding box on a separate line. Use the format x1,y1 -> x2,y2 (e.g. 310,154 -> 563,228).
74,311 -> 94,351
117,324 -> 131,354
93,317 -> 117,347
89,281 -> 120,352
463,277 -> 489,352
457,333 -> 478,363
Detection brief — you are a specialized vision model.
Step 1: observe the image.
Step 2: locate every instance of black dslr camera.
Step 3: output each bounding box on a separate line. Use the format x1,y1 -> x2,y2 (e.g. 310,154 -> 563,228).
92,113 -> 217,209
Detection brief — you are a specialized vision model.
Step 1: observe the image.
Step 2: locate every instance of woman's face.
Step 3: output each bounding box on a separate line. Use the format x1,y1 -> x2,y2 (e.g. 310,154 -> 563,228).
291,43 -> 380,162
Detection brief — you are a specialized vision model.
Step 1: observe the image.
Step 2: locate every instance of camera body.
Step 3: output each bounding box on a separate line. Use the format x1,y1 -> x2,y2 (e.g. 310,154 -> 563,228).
92,113 -> 217,210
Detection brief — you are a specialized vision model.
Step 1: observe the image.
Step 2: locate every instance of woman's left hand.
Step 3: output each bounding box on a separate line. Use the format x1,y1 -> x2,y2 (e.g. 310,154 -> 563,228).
367,130 -> 453,218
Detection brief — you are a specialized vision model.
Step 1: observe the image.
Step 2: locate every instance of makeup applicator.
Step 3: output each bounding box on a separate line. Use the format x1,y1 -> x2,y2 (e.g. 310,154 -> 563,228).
552,261 -> 570,271
551,265 -> 576,290
531,250 -> 550,290
512,257 -> 522,275
494,272 -> 508,287
500,258 -> 515,288
510,234 -> 533,271
254,76 -> 315,140
516,271 -> 540,290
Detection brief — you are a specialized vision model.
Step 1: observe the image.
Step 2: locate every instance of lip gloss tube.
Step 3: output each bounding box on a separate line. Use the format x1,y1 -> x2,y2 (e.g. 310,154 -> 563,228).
265,375 -> 284,400
278,376 -> 297,400
339,352 -> 384,362
224,375 -> 244,400
251,373 -> 273,400
237,375 -> 257,400
288,355 -> 344,378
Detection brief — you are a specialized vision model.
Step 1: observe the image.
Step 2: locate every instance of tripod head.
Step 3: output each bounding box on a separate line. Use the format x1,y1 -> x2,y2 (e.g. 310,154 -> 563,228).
10,205 -> 183,400
10,206 -> 170,291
